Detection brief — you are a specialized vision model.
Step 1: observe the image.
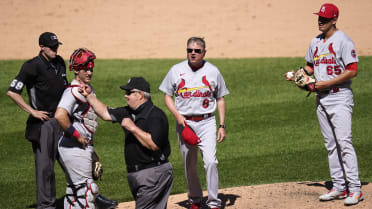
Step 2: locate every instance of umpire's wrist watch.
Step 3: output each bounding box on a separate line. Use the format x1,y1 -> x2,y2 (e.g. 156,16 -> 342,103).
219,124 -> 226,129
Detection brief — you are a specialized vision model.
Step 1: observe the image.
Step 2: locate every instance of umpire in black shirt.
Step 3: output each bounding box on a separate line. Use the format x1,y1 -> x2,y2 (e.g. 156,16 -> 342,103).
7,32 -> 68,209
82,77 -> 173,209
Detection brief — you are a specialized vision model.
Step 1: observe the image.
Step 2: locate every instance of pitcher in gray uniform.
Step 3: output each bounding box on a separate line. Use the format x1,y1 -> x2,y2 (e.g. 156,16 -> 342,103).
55,48 -> 117,209
285,3 -> 363,206
159,37 -> 229,209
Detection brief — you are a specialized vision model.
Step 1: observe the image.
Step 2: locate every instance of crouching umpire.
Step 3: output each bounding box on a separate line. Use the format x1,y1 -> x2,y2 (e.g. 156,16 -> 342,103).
81,77 -> 174,209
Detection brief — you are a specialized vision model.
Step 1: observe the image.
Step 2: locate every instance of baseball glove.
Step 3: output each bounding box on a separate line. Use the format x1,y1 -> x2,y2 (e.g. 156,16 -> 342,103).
92,151 -> 103,180
294,67 -> 316,91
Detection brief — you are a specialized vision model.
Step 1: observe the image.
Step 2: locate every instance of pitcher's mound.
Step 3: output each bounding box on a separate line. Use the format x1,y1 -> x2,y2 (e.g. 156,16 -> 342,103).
117,181 -> 371,209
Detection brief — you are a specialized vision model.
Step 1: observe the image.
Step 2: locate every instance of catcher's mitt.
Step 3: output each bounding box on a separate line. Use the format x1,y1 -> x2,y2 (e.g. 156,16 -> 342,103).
294,67 -> 316,91
92,151 -> 103,180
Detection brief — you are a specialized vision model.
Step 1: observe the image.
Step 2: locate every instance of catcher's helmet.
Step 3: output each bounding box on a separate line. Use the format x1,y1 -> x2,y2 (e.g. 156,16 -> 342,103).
69,48 -> 96,71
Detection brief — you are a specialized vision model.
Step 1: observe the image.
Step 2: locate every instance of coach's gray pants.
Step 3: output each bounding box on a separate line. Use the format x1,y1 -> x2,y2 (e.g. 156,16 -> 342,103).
32,118 -> 62,209
127,162 -> 173,209
177,116 -> 222,208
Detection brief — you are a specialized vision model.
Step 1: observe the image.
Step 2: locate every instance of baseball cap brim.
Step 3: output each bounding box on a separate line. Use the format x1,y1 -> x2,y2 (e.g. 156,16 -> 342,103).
47,42 -> 63,48
120,84 -> 133,91
119,77 -> 150,93
313,12 -> 334,19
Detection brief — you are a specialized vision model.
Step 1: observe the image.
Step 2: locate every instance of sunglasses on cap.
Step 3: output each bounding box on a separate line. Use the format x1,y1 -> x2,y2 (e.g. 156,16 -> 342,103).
187,48 -> 203,54
125,90 -> 140,95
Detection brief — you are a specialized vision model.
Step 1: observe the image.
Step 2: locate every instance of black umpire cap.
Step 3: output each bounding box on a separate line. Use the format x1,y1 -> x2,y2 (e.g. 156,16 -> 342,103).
120,77 -> 150,93
39,32 -> 62,47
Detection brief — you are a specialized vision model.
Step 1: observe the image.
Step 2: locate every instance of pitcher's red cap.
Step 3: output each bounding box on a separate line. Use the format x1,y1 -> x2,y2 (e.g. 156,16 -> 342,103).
314,3 -> 339,18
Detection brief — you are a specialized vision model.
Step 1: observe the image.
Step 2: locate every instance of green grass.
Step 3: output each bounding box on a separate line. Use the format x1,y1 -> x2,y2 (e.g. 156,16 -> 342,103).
1,57 -> 372,208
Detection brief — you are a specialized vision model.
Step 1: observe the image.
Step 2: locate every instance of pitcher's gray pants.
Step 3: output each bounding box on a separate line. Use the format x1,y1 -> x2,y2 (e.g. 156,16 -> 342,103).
317,91 -> 361,192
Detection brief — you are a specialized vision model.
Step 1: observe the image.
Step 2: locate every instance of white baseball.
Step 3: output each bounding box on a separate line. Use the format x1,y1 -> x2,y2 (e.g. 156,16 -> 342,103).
286,71 -> 294,79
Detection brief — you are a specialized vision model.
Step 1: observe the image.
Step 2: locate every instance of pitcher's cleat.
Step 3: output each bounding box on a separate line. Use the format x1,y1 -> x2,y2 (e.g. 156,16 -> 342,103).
344,191 -> 364,205
319,188 -> 347,201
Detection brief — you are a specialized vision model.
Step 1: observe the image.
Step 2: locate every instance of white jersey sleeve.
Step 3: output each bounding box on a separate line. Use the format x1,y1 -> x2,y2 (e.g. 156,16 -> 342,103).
215,72 -> 229,98
305,39 -> 317,64
58,88 -> 78,116
341,36 -> 358,66
159,65 -> 177,96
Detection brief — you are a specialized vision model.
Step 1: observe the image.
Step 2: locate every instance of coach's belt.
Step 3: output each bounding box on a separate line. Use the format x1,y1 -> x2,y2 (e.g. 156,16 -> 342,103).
127,160 -> 168,173
184,113 -> 214,122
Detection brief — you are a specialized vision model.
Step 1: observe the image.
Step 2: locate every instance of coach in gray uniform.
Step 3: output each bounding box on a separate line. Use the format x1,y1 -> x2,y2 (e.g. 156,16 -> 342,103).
159,37 -> 229,209
82,77 -> 173,209
7,32 -> 67,209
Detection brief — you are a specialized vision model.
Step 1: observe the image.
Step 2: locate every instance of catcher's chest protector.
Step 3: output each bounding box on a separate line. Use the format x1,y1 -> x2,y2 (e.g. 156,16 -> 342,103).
69,81 -> 98,134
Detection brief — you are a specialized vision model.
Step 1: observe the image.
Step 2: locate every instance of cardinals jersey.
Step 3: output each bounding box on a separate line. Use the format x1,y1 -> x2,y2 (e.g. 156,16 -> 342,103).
159,60 -> 229,115
305,30 -> 358,88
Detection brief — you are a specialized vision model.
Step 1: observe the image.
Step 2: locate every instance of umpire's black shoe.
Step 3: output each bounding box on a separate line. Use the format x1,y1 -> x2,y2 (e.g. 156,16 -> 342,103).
95,194 -> 118,209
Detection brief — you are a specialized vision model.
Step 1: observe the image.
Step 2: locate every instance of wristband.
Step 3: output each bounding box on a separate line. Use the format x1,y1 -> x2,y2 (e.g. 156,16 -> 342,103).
303,68 -> 311,76
219,124 -> 226,129
67,125 -> 81,139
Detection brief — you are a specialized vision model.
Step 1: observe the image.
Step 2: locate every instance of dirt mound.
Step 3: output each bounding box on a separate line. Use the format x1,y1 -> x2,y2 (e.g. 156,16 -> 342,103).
118,181 -> 371,208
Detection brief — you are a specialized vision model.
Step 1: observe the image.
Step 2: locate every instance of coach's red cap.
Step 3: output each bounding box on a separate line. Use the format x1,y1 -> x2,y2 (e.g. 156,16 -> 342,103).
181,123 -> 200,145
314,3 -> 339,18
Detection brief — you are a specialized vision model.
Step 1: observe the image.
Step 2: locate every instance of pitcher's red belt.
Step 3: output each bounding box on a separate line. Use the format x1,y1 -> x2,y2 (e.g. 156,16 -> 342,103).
319,88 -> 340,95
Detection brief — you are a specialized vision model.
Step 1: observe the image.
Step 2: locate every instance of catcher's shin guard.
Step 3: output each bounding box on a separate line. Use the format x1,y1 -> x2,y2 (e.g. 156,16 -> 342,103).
64,179 -> 98,209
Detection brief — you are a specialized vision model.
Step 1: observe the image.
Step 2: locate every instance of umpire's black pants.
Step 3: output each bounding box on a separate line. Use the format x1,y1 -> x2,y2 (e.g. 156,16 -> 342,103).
32,118 -> 62,209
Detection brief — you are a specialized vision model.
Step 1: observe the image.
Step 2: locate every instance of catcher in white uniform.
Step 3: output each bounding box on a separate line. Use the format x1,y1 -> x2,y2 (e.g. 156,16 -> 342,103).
55,48 -> 118,209
285,4 -> 363,205
159,37 -> 229,209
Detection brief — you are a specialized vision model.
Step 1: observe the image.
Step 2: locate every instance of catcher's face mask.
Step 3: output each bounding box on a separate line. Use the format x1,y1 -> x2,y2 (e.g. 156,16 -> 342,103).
69,48 -> 96,71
